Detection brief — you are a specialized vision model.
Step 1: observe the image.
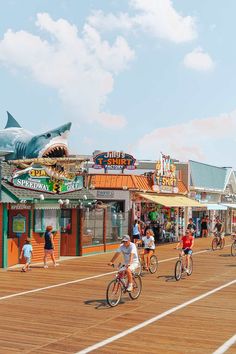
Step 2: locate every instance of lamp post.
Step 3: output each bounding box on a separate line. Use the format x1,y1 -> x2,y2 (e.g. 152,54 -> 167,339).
0,150 -> 13,201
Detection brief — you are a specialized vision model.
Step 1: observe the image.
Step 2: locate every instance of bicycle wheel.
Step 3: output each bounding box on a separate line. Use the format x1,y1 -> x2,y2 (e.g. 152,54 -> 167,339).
231,241 -> 236,256
187,257 -> 193,276
134,259 -> 142,276
149,255 -> 158,274
212,238 -> 218,251
129,275 -> 142,300
174,260 -> 182,281
219,238 -> 225,250
106,279 -> 122,307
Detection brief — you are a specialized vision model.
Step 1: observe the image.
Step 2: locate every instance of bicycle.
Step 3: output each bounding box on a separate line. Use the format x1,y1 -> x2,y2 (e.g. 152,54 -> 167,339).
106,264 -> 142,307
231,235 -> 236,256
211,231 -> 225,251
135,251 -> 158,276
174,250 -> 193,281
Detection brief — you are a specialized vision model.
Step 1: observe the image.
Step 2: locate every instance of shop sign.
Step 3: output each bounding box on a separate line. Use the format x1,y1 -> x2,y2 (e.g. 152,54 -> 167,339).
93,151 -> 136,170
11,167 -> 83,194
97,190 -> 114,198
10,204 -> 32,210
152,153 -> 178,193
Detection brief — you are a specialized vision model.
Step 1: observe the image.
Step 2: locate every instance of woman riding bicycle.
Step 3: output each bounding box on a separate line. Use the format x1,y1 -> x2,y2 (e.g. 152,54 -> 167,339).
176,229 -> 194,274
140,229 -> 155,270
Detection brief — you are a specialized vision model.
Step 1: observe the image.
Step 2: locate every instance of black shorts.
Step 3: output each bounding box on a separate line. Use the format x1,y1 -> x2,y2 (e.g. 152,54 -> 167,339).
144,248 -> 154,253
133,234 -> 140,240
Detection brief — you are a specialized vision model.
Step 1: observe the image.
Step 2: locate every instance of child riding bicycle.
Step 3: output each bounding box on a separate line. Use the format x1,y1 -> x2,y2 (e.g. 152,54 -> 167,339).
176,229 -> 194,274
138,229 -> 156,270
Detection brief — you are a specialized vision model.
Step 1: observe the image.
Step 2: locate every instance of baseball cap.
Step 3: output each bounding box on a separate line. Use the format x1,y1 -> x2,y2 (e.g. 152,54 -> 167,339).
122,235 -> 130,242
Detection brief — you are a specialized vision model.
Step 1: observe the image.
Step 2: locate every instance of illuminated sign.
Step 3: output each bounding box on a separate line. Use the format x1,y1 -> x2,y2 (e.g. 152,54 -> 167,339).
93,151 -> 136,170
152,153 -> 178,193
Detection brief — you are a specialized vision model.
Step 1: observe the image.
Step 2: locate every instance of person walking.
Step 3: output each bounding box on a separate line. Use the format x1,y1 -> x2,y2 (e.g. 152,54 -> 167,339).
132,219 -> 141,245
20,238 -> 33,272
43,226 -> 59,268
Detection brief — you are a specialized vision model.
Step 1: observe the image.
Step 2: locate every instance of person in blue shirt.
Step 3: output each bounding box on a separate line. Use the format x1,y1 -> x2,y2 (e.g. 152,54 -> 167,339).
20,238 -> 33,272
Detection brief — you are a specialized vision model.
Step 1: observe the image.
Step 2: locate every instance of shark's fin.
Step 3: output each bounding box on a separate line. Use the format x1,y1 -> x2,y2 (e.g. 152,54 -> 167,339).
5,111 -> 22,129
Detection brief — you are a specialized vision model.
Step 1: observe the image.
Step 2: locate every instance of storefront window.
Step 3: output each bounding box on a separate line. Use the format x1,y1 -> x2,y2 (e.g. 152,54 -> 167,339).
34,209 -> 59,232
60,209 -> 72,233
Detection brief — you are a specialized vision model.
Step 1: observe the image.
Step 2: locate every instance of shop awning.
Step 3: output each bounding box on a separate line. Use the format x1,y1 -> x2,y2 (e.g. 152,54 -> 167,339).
206,203 -> 228,211
221,203 -> 236,209
138,193 -> 205,207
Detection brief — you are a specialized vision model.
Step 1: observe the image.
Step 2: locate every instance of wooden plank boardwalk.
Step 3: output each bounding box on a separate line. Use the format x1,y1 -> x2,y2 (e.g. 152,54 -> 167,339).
0,237 -> 235,353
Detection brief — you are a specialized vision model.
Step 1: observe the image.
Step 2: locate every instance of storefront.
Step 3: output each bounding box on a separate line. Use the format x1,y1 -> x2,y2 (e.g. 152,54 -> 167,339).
131,154 -> 203,242
0,162 -> 96,267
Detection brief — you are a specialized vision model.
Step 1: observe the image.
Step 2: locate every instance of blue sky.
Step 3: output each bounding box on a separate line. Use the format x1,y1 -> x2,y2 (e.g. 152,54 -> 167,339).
0,1 -> 236,168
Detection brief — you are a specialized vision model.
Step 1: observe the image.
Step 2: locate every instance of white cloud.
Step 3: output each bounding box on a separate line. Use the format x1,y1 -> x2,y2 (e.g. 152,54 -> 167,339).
184,47 -> 215,71
135,110 -> 236,162
88,0 -> 197,43
131,0 -> 197,43
0,13 -> 135,129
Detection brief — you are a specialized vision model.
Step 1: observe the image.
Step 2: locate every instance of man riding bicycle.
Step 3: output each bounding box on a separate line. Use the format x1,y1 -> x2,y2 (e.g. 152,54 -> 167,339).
108,235 -> 139,292
214,217 -> 224,238
176,229 -> 194,274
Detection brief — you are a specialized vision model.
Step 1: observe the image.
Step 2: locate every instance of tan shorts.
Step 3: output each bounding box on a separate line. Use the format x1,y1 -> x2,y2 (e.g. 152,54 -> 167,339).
44,249 -> 54,255
128,262 -> 139,273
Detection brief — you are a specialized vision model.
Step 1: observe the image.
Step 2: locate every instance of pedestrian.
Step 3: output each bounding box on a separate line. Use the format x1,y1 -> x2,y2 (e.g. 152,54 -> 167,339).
43,226 -> 59,268
200,216 -> 208,238
132,219 -> 141,245
20,238 -> 33,272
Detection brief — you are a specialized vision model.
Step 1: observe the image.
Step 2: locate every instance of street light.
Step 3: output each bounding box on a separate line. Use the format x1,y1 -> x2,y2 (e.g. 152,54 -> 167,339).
0,150 -> 13,202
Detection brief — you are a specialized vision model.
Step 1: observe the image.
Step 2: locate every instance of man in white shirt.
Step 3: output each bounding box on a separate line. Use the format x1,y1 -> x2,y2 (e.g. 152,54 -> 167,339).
108,235 -> 139,292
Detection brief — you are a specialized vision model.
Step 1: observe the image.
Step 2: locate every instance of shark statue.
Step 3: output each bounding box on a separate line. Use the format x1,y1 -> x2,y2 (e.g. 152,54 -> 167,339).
1,112 -> 72,179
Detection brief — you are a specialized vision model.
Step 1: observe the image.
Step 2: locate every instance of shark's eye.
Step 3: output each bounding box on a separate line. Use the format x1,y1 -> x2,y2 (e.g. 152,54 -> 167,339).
46,133 -> 51,138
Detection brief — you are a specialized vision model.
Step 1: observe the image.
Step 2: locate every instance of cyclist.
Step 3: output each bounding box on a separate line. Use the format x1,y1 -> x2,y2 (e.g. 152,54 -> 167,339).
214,217 -> 224,239
186,218 -> 196,237
176,229 -> 194,274
140,229 -> 155,270
108,235 -> 139,292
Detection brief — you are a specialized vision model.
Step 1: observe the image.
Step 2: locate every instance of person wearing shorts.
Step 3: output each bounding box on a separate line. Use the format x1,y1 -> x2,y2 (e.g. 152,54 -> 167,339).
108,235 -> 139,292
140,229 -> 155,270
20,238 -> 33,272
176,230 -> 194,274
43,225 -> 59,268
132,220 -> 141,245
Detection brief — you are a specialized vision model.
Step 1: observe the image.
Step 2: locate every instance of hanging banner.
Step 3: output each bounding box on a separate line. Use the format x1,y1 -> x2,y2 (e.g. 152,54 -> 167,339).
93,151 -> 136,171
11,167 -> 83,194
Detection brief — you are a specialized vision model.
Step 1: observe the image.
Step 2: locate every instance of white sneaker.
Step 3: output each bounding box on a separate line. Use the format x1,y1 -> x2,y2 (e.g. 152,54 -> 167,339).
186,269 -> 190,275
43,265 -> 48,269
127,283 -> 133,292
54,263 -> 60,267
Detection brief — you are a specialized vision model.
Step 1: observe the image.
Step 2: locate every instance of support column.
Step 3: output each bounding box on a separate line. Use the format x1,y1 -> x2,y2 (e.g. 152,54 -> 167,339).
78,208 -> 84,256
2,204 -> 8,268
103,208 -> 107,252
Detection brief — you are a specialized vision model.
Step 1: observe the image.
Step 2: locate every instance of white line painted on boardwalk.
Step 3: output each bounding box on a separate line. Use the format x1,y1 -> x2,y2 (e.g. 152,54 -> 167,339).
0,247 -> 227,301
77,279 -> 236,354
213,334 -> 236,354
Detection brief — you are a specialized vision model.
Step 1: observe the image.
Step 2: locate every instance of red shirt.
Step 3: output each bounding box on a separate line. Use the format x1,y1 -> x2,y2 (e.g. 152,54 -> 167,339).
182,235 -> 194,249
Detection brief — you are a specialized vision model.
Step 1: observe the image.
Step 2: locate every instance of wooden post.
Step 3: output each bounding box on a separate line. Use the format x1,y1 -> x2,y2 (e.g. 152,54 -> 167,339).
103,208 -> 107,252
78,208 -> 84,256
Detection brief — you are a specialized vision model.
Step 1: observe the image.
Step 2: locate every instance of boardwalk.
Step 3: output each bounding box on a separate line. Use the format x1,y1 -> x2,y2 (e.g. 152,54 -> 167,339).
0,237 -> 235,354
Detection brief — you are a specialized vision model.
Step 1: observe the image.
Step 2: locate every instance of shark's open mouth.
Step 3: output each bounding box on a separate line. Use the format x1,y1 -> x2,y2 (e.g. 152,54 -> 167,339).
41,144 -> 73,179
42,144 -> 68,158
